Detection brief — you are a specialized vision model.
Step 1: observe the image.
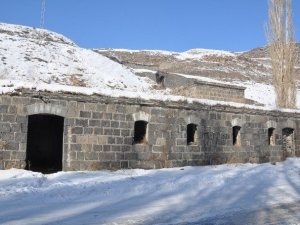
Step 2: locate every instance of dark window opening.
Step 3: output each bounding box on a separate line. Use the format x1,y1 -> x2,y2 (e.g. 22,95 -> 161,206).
268,128 -> 275,146
26,114 -> 64,174
233,126 -> 241,146
282,128 -> 294,158
187,123 -> 197,145
134,120 -> 148,144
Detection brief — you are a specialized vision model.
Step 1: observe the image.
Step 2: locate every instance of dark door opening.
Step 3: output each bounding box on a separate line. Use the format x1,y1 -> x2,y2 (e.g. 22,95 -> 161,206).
26,114 -> 64,173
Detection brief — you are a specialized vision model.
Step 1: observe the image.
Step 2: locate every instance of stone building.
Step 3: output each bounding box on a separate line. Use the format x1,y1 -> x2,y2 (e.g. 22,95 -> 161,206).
172,80 -> 260,104
0,23 -> 299,173
0,88 -> 299,173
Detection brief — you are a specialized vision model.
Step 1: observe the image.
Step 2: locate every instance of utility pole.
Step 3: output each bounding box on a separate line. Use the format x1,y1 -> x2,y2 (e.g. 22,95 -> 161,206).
40,0 -> 46,29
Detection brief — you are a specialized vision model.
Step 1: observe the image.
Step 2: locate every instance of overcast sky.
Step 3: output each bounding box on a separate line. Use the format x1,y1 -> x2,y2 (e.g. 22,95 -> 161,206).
0,0 -> 299,52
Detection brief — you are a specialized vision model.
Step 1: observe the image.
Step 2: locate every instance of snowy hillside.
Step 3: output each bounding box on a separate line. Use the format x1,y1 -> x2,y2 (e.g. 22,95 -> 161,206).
96,45 -> 300,83
95,48 -> 273,82
1,23 -> 300,110
96,46 -> 300,108
0,23 -> 154,96
1,158 -> 300,224
96,48 -> 237,60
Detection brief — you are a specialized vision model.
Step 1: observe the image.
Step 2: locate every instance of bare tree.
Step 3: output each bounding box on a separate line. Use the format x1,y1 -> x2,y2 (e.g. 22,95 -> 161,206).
267,0 -> 297,108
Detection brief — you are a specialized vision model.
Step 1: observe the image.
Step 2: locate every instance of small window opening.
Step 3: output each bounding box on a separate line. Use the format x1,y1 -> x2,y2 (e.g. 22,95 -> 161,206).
233,126 -> 241,146
187,123 -> 197,145
268,128 -> 275,146
134,120 -> 148,144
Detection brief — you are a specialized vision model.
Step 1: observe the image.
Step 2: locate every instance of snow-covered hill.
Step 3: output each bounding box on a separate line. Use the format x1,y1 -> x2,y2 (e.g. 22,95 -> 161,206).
94,48 -> 269,83
1,158 -> 300,224
95,45 -> 300,108
95,45 -> 300,84
0,23 -> 154,96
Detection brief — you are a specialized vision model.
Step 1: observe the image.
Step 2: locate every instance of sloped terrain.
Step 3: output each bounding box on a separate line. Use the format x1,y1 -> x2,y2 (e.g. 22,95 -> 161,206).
94,44 -> 300,86
94,45 -> 300,108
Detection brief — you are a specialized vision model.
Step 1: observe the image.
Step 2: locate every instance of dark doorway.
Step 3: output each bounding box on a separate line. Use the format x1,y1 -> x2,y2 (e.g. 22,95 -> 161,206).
26,114 -> 64,173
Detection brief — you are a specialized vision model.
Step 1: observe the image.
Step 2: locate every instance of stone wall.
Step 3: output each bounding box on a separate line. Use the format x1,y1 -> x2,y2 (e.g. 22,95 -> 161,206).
194,81 -> 245,103
172,80 -> 249,104
0,91 -> 299,171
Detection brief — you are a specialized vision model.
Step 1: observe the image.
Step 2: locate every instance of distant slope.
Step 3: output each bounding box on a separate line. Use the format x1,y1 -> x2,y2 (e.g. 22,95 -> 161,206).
94,44 -> 300,86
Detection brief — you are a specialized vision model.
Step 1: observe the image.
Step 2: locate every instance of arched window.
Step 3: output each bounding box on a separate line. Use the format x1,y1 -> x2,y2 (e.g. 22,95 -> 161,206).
187,123 -> 197,145
232,126 -> 241,146
268,127 -> 275,146
134,120 -> 148,144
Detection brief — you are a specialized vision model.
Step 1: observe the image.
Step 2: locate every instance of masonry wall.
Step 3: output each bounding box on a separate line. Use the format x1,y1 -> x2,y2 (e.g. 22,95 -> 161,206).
192,81 -> 246,103
0,92 -> 299,171
173,80 -> 247,104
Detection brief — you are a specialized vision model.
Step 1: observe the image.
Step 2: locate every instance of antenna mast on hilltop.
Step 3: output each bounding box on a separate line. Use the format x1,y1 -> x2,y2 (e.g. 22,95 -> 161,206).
40,0 -> 46,29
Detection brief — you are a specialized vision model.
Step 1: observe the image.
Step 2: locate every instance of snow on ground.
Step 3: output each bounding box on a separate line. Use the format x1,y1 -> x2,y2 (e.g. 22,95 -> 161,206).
242,82 -> 276,107
0,158 -> 300,225
132,68 -> 157,74
174,72 -> 228,85
236,81 -> 300,109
